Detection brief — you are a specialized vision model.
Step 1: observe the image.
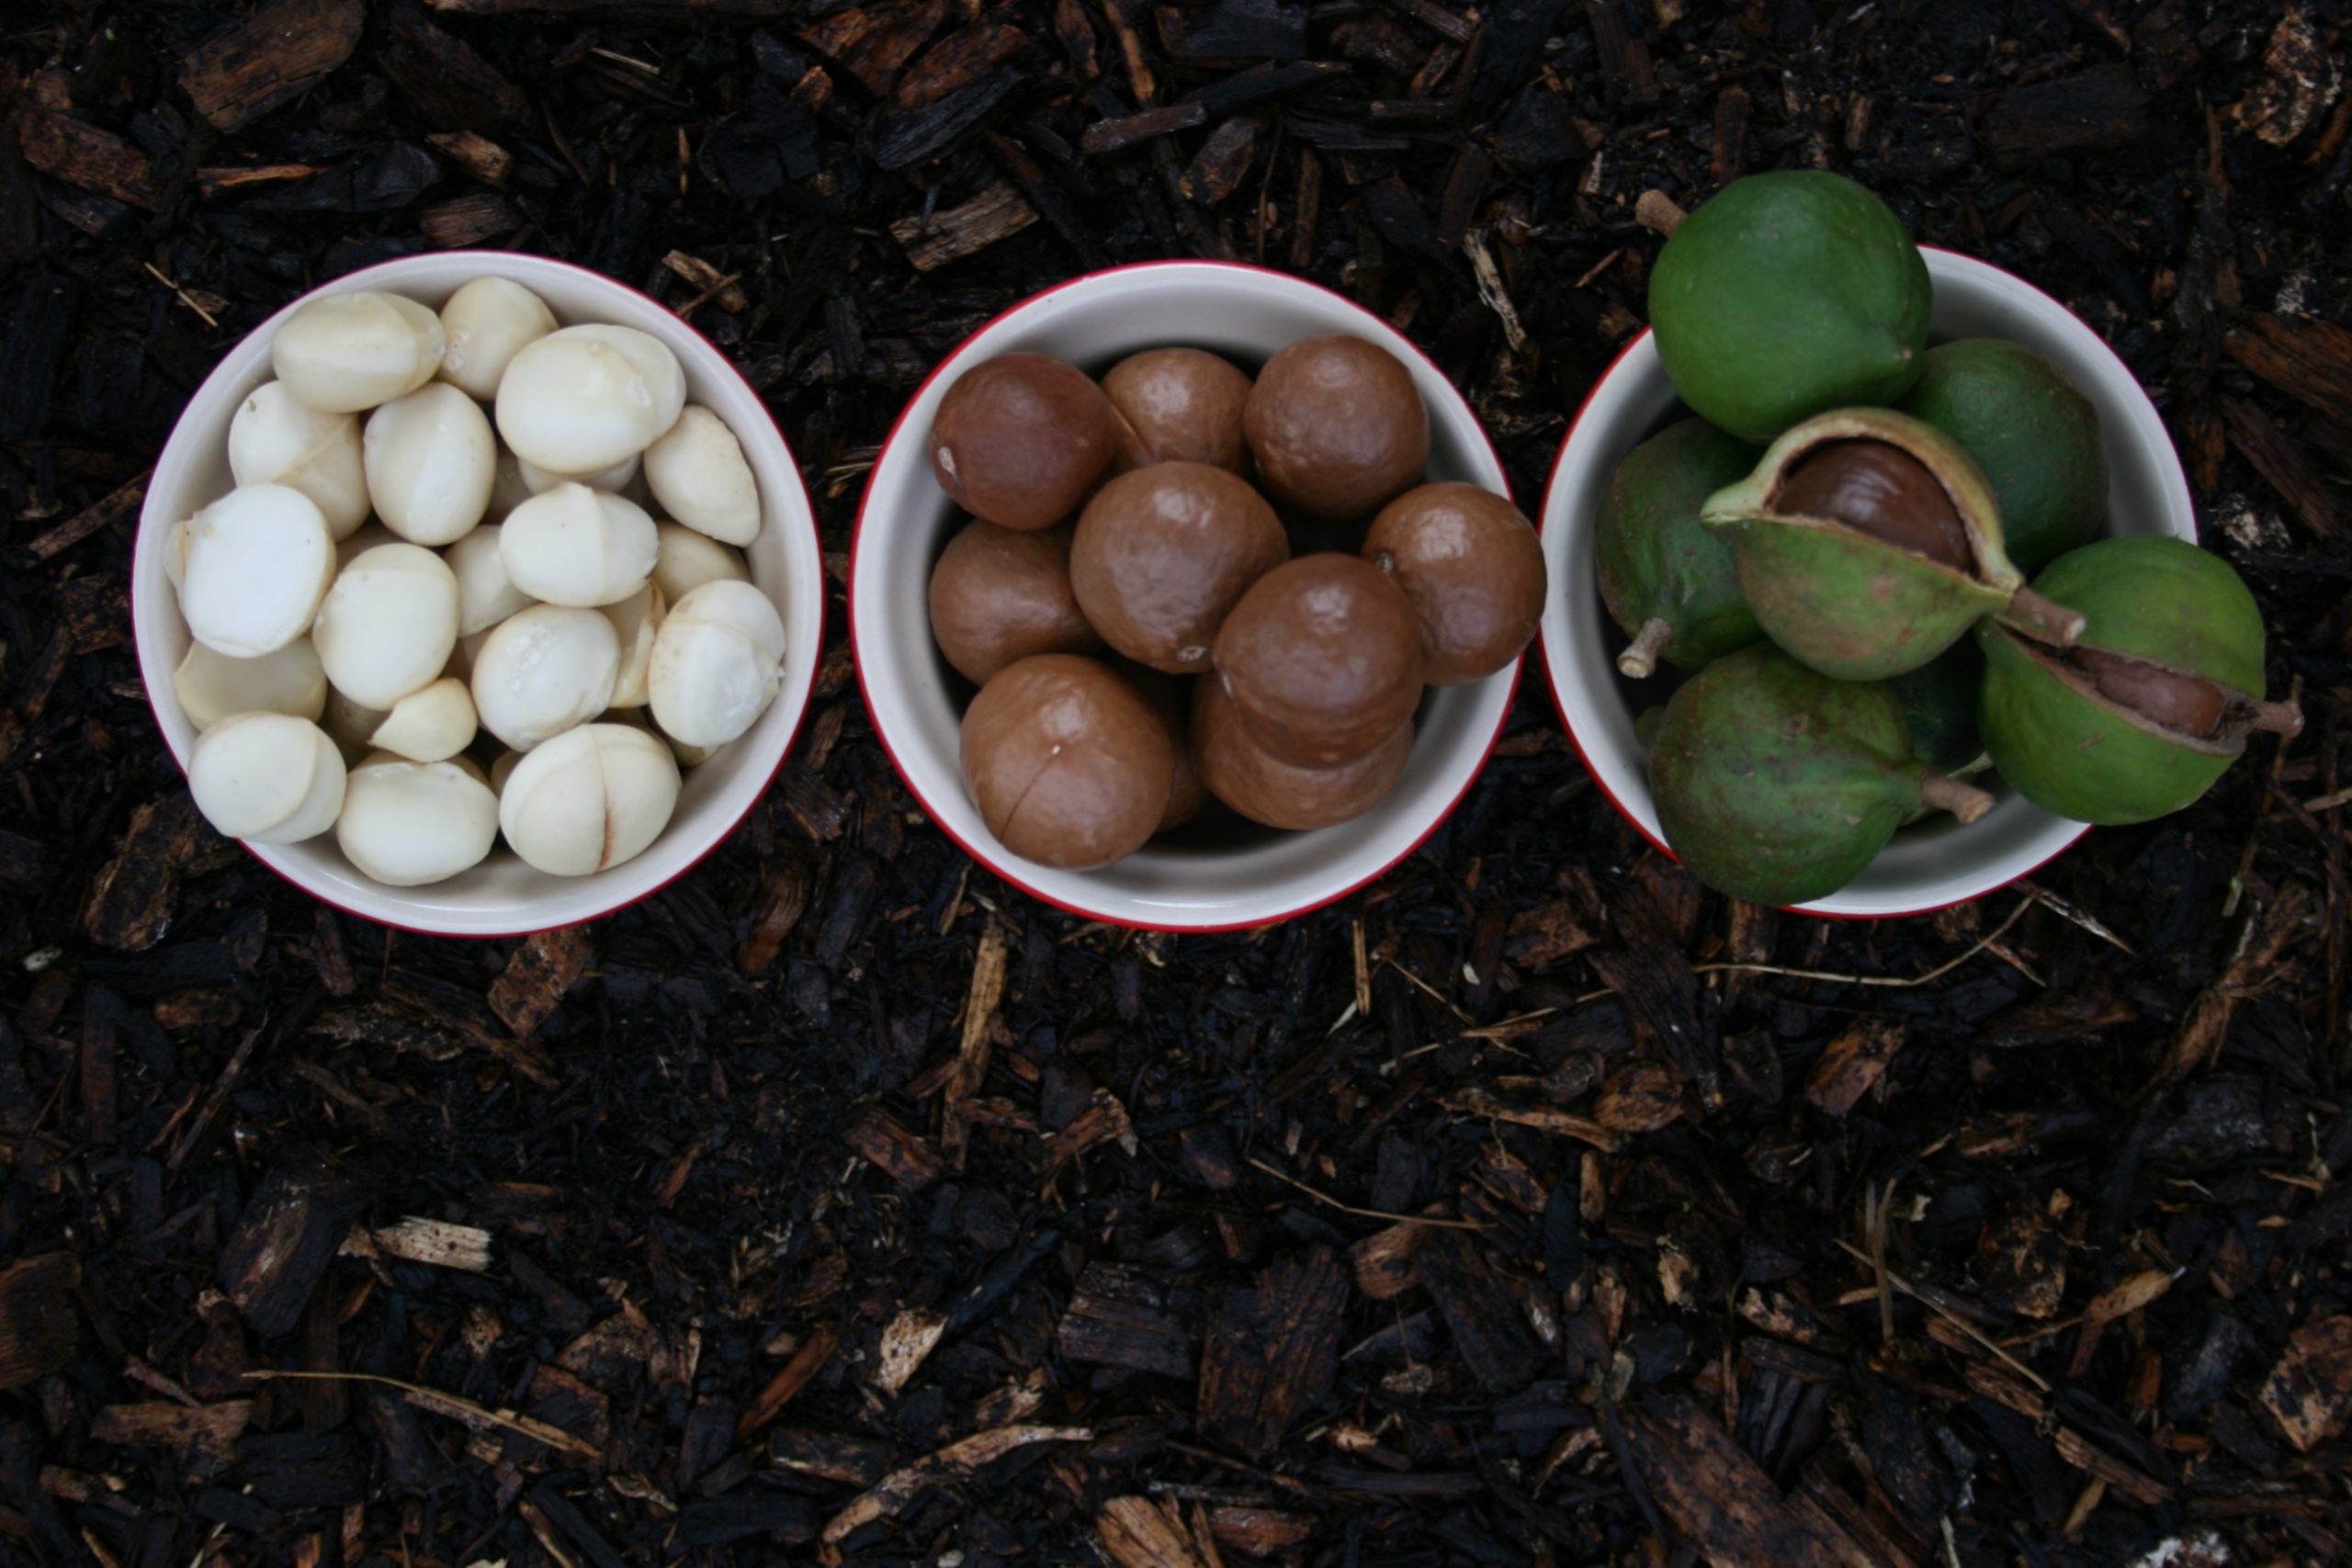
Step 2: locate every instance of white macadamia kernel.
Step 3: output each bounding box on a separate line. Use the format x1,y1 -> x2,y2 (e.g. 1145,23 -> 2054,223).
312,542 -> 460,710
445,525 -> 533,637
335,754 -> 499,886
499,483 -> 657,608
227,383 -> 369,539
436,276 -> 556,400
647,579 -> 786,748
270,290 -> 445,412
172,637 -> 327,732
494,323 -> 684,475
187,712 -> 345,844
600,583 -> 665,708
469,604 -> 620,751
364,383 -> 496,546
643,405 -> 761,546
368,677 -> 477,762
651,521 -> 750,606
177,484 -> 336,659
518,450 -> 639,495
498,722 -> 681,875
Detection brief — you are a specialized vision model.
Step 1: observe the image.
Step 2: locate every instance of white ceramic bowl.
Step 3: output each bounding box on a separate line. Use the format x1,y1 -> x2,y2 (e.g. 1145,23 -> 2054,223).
1538,247 -> 2197,918
133,252 -> 826,936
852,262 -> 1518,931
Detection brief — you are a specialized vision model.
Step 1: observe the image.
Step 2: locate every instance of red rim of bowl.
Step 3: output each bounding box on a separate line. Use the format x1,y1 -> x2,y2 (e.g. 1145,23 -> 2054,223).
1531,244 -> 2188,921
131,248 -> 827,941
848,257 -> 1522,934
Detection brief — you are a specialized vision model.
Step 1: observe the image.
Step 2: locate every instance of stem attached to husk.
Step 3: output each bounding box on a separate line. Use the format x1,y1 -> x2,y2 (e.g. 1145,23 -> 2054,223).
1616,616 -> 1674,679
2249,698 -> 2304,737
2004,587 -> 2088,648
1919,774 -> 1996,824
1634,189 -> 1686,235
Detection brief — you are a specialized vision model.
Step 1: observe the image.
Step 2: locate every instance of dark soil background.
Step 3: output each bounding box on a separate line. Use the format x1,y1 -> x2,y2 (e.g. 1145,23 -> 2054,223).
3,1 -> 2350,1564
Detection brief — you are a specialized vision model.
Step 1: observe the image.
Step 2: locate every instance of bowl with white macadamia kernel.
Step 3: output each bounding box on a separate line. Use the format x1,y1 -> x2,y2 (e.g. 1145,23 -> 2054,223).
131,253 -> 824,936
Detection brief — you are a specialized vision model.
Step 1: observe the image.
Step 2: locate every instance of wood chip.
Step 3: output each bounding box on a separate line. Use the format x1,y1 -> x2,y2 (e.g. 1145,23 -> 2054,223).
2257,1314 -> 2352,1452
220,1149 -> 368,1337
737,1323 -> 836,1441
0,1255 -> 81,1389
1804,1019 -> 1905,1116
1627,1393 -> 1879,1567
1098,1496 -> 1210,1568
1979,64 -> 2148,166
343,1217 -> 493,1272
873,1307 -> 947,1393
844,1105 -> 945,1190
889,181 -> 1040,272
1058,1264 -> 1193,1377
822,1425 -> 1092,1543
489,927 -> 595,1038
179,0 -> 365,132
426,130 -> 513,186
1196,1247 -> 1345,1461
89,1400 -> 254,1462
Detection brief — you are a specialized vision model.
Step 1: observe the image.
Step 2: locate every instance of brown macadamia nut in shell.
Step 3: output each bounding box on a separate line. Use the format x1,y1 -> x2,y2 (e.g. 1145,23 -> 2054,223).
1213,554 -> 1425,766
1243,335 -> 1429,520
1102,348 -> 1253,474
1192,677 -> 1411,830
1363,482 -> 1547,684
1071,462 -> 1288,673
929,520 -> 1100,684
929,353 -> 1118,530
960,655 -> 1173,870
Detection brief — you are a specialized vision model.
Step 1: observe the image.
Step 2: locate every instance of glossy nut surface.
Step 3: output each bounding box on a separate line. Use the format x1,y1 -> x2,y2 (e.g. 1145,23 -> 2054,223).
1213,554 -> 1425,766
1192,677 -> 1411,830
1102,347 -> 1253,474
929,353 -> 1118,530
1070,461 -> 1287,673
928,520 -> 1100,685
1243,335 -> 1428,520
959,654 -> 1172,870
1363,482 -> 1545,685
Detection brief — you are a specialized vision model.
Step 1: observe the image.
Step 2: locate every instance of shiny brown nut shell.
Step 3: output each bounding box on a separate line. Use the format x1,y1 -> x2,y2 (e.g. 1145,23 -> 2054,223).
959,654 -> 1173,870
1243,335 -> 1429,520
1212,554 -> 1425,767
1192,677 -> 1411,830
1114,660 -> 1208,832
2067,647 -> 2230,739
930,353 -> 1118,530
1070,461 -> 1288,673
928,519 -> 1100,684
1102,347 -> 1253,474
1363,482 -> 1547,685
1776,439 -> 1972,570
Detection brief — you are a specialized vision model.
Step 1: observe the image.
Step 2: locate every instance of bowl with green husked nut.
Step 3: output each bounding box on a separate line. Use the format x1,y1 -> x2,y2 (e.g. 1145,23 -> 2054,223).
1540,174 -> 2293,918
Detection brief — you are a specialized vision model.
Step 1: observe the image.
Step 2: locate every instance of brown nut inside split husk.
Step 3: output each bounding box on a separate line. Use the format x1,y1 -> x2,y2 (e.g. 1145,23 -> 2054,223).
1071,461 -> 1287,673
1363,482 -> 1546,684
1774,438 -> 1973,570
960,654 -> 1173,870
1192,677 -> 1410,830
928,519 -> 1100,685
930,353 -> 1118,530
1212,554 -> 1425,767
1102,348 -> 1253,474
1243,335 -> 1429,520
